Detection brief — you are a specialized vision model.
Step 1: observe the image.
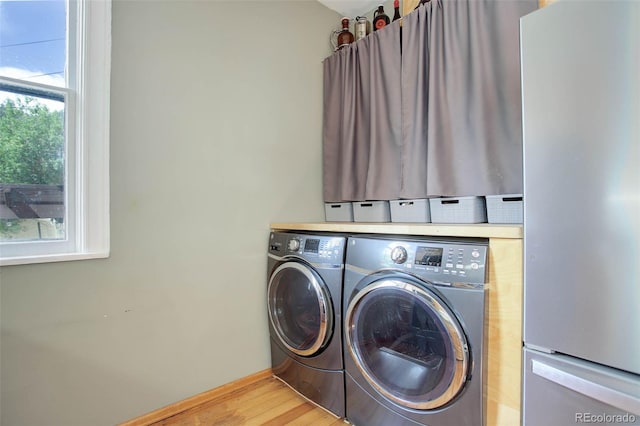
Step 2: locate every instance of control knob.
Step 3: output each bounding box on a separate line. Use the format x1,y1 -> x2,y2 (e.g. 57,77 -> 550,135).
288,239 -> 301,252
390,246 -> 408,264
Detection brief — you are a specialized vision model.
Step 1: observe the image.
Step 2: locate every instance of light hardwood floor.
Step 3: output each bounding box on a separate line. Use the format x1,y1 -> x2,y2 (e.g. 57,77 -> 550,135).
124,373 -> 346,426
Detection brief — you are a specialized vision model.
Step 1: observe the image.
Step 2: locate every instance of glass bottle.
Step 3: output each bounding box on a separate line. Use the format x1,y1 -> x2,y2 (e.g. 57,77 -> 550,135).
355,16 -> 371,41
393,0 -> 401,21
336,17 -> 354,50
373,5 -> 390,31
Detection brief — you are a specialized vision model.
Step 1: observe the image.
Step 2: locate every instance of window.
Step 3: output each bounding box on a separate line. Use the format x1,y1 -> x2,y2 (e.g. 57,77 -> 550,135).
0,0 -> 110,265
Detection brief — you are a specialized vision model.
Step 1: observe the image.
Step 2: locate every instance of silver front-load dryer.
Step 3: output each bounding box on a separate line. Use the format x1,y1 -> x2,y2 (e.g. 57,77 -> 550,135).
343,235 -> 489,426
267,231 -> 346,418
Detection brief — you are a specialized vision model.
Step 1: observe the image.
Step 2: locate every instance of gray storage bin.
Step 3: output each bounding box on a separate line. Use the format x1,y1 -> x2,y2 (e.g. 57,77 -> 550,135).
429,196 -> 487,223
390,199 -> 431,223
352,201 -> 391,223
324,202 -> 354,222
486,194 -> 523,223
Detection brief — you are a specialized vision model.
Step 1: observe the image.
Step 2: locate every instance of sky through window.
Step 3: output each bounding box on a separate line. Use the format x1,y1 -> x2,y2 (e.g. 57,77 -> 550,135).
0,0 -> 66,87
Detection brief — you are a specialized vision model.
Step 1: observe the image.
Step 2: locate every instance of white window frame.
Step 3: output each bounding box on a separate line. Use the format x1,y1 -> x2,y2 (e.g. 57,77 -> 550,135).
0,0 -> 111,266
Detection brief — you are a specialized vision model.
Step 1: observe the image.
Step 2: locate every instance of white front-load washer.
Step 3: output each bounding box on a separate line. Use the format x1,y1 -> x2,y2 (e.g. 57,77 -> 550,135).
343,235 -> 489,426
267,231 -> 346,418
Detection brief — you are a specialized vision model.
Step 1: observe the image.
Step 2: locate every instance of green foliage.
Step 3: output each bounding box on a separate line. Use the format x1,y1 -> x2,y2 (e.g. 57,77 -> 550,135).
0,219 -> 26,236
0,97 -> 64,185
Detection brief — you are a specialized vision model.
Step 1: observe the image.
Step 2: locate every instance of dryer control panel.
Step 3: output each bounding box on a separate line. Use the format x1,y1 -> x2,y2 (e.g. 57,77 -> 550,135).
347,236 -> 489,286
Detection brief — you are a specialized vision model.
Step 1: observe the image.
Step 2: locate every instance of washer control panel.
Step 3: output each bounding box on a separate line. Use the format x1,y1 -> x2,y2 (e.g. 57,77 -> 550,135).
269,232 -> 346,264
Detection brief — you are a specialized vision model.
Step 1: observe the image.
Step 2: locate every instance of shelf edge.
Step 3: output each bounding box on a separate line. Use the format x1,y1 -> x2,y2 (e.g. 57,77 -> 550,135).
270,222 -> 522,239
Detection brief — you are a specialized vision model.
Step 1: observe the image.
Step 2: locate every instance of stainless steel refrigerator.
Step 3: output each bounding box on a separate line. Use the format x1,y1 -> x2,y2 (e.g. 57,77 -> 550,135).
521,1 -> 640,425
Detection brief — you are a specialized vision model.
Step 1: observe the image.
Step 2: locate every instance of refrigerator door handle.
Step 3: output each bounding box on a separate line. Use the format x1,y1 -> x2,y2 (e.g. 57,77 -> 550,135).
532,359 -> 640,416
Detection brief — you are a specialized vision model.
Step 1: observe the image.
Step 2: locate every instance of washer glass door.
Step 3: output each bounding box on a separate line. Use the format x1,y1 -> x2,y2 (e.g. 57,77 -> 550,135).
268,261 -> 333,357
346,279 -> 469,410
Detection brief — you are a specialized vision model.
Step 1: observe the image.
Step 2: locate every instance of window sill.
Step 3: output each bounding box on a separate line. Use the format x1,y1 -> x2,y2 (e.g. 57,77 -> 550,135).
0,250 -> 109,267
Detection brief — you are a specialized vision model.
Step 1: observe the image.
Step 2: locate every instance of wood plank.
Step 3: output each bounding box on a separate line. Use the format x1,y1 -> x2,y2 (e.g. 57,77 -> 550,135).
539,0 -> 558,7
243,396 -> 310,425
160,380 -> 285,424
225,382 -> 303,424
486,238 -> 523,426
159,378 -> 299,425
403,0 -> 420,16
260,403 -> 315,426
270,222 -> 523,239
286,406 -> 344,426
183,378 -> 284,409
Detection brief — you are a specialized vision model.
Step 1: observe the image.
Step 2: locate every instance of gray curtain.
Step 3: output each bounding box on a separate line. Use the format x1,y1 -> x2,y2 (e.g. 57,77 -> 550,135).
322,0 -> 537,202
401,0 -> 538,197
323,20 -> 402,203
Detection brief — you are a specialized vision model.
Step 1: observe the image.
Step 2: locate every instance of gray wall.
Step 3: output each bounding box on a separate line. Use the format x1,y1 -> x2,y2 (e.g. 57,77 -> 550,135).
0,1 -> 339,425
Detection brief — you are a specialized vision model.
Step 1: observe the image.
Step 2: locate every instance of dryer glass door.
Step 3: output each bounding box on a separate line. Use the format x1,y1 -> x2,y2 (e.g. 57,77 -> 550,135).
345,279 -> 469,410
268,262 -> 333,357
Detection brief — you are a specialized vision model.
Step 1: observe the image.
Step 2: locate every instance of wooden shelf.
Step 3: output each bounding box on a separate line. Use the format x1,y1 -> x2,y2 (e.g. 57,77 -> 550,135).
270,222 -> 522,239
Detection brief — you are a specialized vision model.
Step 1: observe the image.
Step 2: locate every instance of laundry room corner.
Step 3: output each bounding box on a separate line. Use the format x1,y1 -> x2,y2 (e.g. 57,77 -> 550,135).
0,1 -> 338,425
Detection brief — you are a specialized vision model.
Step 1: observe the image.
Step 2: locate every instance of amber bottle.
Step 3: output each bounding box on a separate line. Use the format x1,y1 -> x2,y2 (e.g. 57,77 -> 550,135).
336,17 -> 354,50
